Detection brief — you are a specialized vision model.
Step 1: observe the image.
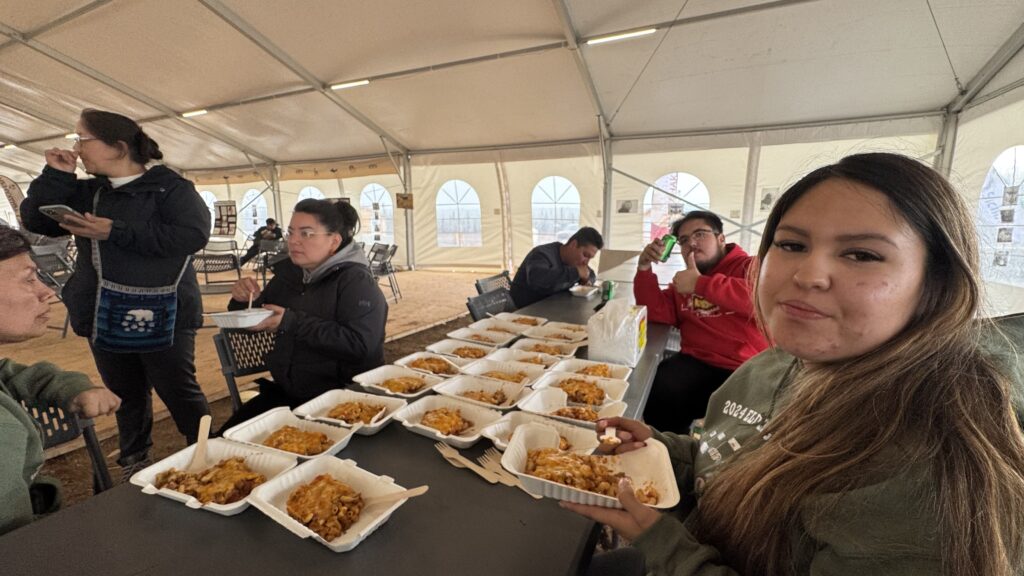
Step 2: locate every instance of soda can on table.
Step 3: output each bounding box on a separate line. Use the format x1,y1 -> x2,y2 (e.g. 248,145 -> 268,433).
659,234 -> 678,262
601,280 -> 616,301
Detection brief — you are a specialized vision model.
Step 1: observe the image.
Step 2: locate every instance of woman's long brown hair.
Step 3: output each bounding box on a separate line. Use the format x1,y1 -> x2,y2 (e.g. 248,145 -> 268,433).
695,153 -> 1024,575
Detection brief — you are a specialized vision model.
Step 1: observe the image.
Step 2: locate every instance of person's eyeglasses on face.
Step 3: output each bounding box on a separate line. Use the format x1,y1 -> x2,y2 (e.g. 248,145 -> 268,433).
285,229 -> 336,241
70,135 -> 100,148
678,229 -> 716,244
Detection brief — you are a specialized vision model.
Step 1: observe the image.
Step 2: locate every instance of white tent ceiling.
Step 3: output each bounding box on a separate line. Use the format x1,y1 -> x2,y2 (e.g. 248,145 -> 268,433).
1,0 -> 1023,179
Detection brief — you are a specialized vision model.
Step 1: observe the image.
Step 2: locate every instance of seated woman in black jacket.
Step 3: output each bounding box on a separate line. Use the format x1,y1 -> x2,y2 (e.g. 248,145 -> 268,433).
220,199 -> 388,430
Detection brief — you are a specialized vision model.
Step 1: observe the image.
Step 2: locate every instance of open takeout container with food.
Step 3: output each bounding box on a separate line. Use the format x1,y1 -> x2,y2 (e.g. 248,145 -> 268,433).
544,321 -> 589,334
248,456 -> 414,552
294,389 -> 407,435
394,351 -> 463,377
510,338 -> 579,358
492,312 -> 548,326
468,318 -> 532,335
531,372 -> 628,406
484,347 -> 560,368
569,285 -> 599,298
482,411 -> 601,453
501,423 -> 679,509
129,437 -> 297,516
523,325 -> 588,344
516,388 -> 627,429
223,407 -> 355,459
393,395 -> 503,449
425,338 -> 495,360
433,374 -> 529,411
353,365 -> 444,398
205,308 -> 273,329
446,327 -> 518,347
459,358 -> 547,387
550,358 -> 633,381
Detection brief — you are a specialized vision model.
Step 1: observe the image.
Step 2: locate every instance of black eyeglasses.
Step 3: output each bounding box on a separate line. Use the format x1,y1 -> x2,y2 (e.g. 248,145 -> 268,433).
678,229 -> 716,243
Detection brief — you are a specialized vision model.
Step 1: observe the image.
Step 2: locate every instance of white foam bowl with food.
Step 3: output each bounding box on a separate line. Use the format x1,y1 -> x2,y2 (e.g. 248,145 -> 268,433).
393,395 -> 503,449
433,374 -> 529,411
523,325 -> 588,343
550,358 -> 633,381
516,388 -> 627,429
248,456 -> 414,552
501,422 -> 680,509
509,337 -> 580,358
394,351 -> 463,378
569,285 -> 599,298
544,321 -> 589,334
481,411 -> 601,453
531,372 -> 629,406
425,338 -> 495,360
484,347 -> 560,368
130,437 -> 297,516
468,317 -> 532,335
223,406 -> 356,459
492,312 -> 548,326
293,389 -> 407,435
206,308 -> 274,329
446,327 -> 518,347
459,358 -> 548,387
353,365 -> 444,398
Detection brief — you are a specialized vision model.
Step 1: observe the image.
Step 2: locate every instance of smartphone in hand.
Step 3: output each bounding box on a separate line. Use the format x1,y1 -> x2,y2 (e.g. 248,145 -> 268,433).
39,204 -> 85,223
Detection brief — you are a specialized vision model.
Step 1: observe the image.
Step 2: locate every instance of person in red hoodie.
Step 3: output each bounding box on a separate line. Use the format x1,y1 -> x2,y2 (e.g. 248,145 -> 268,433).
635,211 -> 768,433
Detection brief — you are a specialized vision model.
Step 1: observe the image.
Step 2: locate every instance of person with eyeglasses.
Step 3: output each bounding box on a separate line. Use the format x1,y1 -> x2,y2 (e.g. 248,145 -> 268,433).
19,109 -> 211,481
634,211 -> 768,434
219,199 -> 388,431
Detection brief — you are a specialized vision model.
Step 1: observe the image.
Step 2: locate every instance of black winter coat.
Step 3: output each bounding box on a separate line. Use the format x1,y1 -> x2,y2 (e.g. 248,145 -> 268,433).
228,258 -> 388,401
21,165 -> 211,337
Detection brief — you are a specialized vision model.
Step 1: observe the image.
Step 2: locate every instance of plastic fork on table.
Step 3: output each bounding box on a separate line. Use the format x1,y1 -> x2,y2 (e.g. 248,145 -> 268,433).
479,448 -> 542,499
434,442 -> 500,484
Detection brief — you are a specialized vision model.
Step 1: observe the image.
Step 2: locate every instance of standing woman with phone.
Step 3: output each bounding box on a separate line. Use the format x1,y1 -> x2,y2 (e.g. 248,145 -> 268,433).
20,109 -> 211,479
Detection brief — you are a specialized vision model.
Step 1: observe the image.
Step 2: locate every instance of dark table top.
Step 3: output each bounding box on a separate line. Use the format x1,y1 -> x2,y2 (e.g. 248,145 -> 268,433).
0,289 -> 668,576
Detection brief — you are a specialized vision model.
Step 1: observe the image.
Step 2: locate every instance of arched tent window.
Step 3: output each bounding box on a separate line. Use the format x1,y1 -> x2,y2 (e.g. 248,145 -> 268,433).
978,145 -> 1024,287
297,185 -> 325,204
435,179 -> 482,247
239,188 -> 269,237
359,183 -> 395,244
198,190 -> 217,233
642,172 -> 711,243
531,176 -> 581,246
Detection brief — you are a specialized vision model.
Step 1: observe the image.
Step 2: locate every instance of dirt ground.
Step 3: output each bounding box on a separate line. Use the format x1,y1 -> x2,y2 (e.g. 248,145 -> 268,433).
41,315 -> 473,508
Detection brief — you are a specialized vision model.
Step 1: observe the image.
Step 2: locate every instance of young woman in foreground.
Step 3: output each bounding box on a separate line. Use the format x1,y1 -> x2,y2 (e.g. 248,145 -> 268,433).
566,153 -> 1024,576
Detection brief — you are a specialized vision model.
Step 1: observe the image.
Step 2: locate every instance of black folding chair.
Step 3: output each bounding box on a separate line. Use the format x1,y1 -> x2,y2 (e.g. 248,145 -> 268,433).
475,270 -> 512,295
466,288 -> 516,321
21,399 -> 113,493
29,244 -> 74,338
213,329 -> 277,413
193,239 -> 241,293
368,243 -> 400,302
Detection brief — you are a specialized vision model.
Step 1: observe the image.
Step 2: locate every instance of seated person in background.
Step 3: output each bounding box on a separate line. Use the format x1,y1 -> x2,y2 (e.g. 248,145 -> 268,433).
0,227 -> 120,535
219,200 -> 387,431
238,217 -> 283,266
510,226 -> 602,308
635,211 -> 768,433
564,153 -> 1024,576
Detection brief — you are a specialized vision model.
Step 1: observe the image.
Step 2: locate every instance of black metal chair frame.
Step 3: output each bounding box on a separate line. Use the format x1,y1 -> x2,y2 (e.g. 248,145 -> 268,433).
368,243 -> 401,302
29,244 -> 74,338
466,288 -> 516,321
474,270 -> 512,295
21,399 -> 113,493
213,328 -> 276,413
193,239 -> 241,292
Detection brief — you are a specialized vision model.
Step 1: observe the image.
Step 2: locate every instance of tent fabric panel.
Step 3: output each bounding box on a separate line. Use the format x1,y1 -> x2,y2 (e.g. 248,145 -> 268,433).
411,161 -> 503,268
927,0 -> 1024,87
220,0 -> 564,84
975,49 -> 1024,105
142,118 -> 253,171
0,102 -> 63,141
35,0 -> 306,112
341,49 -> 597,150
0,44 -> 161,125
278,157 -> 397,182
0,0 -> 94,32
566,0 -> 780,37
190,92 -> 388,163
585,0 -> 959,136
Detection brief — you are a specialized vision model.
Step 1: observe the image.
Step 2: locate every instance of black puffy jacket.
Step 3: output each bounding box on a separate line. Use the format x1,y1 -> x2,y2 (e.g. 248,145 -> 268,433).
228,246 -> 388,401
20,165 -> 211,337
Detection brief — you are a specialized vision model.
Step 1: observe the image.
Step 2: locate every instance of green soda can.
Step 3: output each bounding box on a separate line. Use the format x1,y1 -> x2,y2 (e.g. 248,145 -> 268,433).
601,280 -> 616,301
659,234 -> 678,262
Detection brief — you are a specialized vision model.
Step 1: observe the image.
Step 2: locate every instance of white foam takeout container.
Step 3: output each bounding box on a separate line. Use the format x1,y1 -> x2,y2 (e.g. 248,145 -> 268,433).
531,372 -> 628,406
353,364 -> 444,398
459,358 -> 548,387
569,285 -> 599,298
394,351 -> 463,378
484,347 -> 560,368
393,395 -> 503,449
223,407 -> 356,460
248,457 -> 413,553
433,374 -> 529,411
492,312 -> 548,327
294,389 -> 407,436
425,338 -> 496,361
446,327 -> 518,347
523,325 -> 588,344
550,358 -> 633,381
481,411 -> 601,453
206,308 -> 273,329
468,318 -> 532,335
501,423 -> 680,509
544,321 -> 589,334
510,338 -> 580,358
517,388 -> 627,429
130,437 -> 297,516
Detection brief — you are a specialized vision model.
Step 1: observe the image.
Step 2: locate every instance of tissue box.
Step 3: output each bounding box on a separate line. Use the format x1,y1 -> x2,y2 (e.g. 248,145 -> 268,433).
586,301 -> 647,367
